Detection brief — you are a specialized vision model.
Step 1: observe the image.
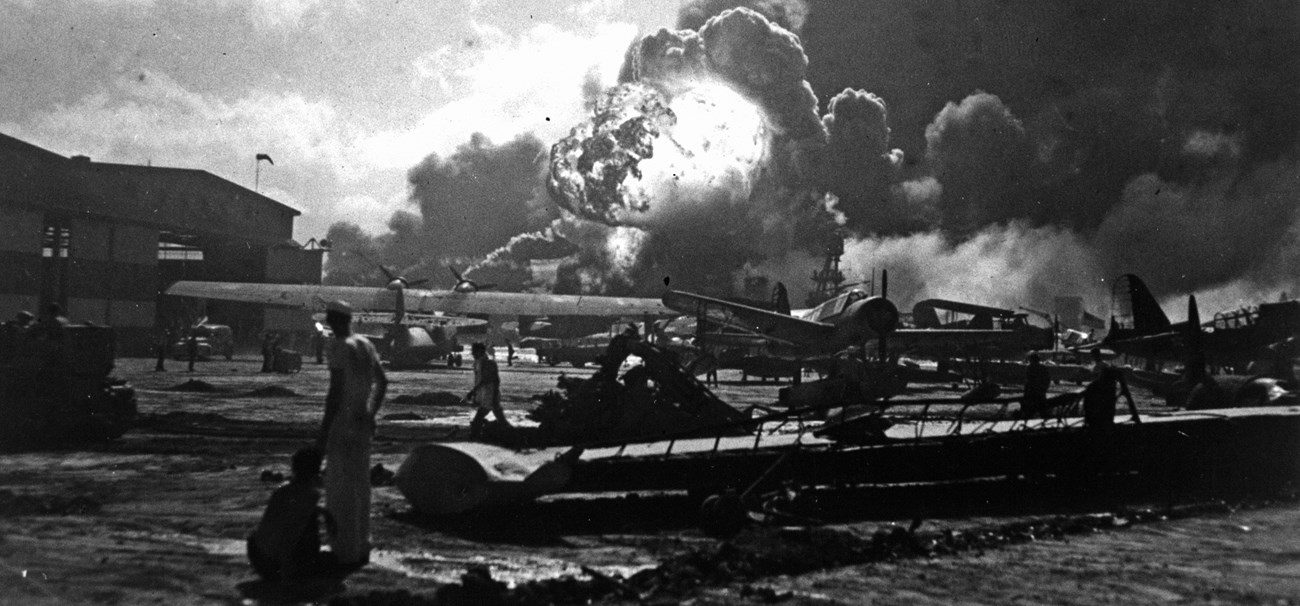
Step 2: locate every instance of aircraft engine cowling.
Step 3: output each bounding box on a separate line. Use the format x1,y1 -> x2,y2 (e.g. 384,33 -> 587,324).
856,296 -> 900,337
427,326 -> 448,343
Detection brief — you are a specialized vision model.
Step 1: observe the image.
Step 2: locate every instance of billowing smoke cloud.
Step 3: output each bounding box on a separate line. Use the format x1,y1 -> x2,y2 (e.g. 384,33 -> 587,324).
818,88 -> 912,234
797,0 -> 1300,312
323,132 -> 555,285
464,227 -> 580,292
547,7 -> 835,296
843,223 -> 1101,311
328,0 -> 1299,322
677,0 -> 809,36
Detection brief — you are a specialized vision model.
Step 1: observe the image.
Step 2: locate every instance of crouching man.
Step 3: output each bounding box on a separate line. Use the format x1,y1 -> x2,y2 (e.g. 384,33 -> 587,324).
247,447 -> 338,582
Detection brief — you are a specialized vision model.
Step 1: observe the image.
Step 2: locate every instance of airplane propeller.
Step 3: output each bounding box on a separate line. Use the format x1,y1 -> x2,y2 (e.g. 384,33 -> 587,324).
378,264 -> 428,289
860,269 -> 899,363
450,266 -> 495,293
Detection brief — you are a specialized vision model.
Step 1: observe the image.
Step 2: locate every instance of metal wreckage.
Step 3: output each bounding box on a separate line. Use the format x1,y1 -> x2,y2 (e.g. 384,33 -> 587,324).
395,280 -> 1300,532
0,322 -> 137,450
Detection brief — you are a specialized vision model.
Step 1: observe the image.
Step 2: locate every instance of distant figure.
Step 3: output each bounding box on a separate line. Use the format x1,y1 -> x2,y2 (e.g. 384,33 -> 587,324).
187,328 -> 199,372
1021,353 -> 1051,419
262,332 -> 278,373
317,300 -> 387,571
506,342 -> 515,367
467,342 -> 510,439
312,326 -> 325,365
1082,349 -> 1141,427
271,335 -> 284,372
247,447 -> 339,582
830,346 -> 868,403
154,326 -> 169,372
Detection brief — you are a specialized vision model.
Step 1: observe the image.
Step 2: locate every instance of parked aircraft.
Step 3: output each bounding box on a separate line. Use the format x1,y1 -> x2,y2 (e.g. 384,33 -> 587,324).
166,274 -> 675,367
663,277 -> 898,362
1099,274 -> 1300,372
903,299 -> 1055,358
663,273 -> 1052,368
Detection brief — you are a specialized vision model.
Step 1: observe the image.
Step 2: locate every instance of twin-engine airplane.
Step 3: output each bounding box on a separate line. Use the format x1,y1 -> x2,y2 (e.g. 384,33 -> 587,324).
662,271 -> 1052,365
166,272 -> 675,368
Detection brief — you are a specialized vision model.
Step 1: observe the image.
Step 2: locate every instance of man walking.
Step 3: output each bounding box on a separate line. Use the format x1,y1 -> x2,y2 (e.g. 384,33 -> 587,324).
467,342 -> 511,439
316,300 -> 387,572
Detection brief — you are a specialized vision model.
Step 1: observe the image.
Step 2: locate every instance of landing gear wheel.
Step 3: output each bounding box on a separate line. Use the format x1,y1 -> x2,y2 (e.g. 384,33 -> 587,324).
699,491 -> 748,538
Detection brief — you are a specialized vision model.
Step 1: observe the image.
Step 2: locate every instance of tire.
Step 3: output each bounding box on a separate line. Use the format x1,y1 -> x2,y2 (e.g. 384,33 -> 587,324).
699,492 -> 748,538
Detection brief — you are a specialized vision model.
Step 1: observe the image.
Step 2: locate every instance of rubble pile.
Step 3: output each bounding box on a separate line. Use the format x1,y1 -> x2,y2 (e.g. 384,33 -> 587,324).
166,379 -> 221,392
528,337 -> 748,445
326,498 -> 1277,606
243,385 -> 298,398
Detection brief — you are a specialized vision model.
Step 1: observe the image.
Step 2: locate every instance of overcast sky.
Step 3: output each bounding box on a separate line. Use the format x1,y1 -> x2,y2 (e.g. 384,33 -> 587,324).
0,0 -> 679,241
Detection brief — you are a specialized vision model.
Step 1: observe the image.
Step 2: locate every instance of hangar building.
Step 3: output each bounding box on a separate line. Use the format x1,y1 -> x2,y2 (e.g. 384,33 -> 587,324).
0,132 -> 323,355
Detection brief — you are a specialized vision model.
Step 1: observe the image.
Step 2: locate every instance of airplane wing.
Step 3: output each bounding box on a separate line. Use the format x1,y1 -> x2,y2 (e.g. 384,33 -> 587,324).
166,281 -> 393,309
662,290 -> 835,347
348,312 -> 488,328
889,328 -> 1048,357
912,299 -> 1017,318
166,281 -> 675,319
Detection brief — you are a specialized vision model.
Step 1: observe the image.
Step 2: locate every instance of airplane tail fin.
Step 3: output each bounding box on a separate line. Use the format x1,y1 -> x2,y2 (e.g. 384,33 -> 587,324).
1185,295 -> 1207,381
772,282 -> 791,315
1110,274 -> 1170,335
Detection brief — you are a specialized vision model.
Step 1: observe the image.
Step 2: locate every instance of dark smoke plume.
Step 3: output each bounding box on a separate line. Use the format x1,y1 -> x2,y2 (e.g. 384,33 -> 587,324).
678,0 -> 809,35
323,133 -> 555,285
332,0 -> 1299,319
817,88 -> 912,235
796,0 -> 1300,310
467,227 -> 580,292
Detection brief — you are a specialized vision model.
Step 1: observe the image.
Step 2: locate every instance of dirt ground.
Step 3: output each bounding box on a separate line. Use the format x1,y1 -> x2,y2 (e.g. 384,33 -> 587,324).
2,355 -> 1299,605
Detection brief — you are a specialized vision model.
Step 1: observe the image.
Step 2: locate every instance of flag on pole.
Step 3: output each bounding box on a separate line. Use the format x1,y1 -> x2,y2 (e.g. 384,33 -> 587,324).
255,153 -> 274,165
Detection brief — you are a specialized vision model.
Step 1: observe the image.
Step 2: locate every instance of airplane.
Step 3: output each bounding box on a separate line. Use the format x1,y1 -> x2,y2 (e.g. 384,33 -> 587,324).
903,299 -> 1055,359
662,272 -> 1053,374
1099,274 -> 1300,372
165,273 -> 677,367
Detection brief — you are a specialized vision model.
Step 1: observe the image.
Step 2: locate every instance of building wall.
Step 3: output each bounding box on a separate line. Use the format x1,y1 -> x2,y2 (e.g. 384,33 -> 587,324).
0,133 -> 315,356
0,206 -> 42,306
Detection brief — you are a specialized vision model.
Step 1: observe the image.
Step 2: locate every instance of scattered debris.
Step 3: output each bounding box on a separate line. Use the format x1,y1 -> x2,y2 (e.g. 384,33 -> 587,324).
0,490 -> 102,516
243,385 -> 298,398
391,392 -> 466,407
167,379 -> 221,392
383,412 -> 425,421
324,499 -> 1268,606
528,340 -> 748,445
